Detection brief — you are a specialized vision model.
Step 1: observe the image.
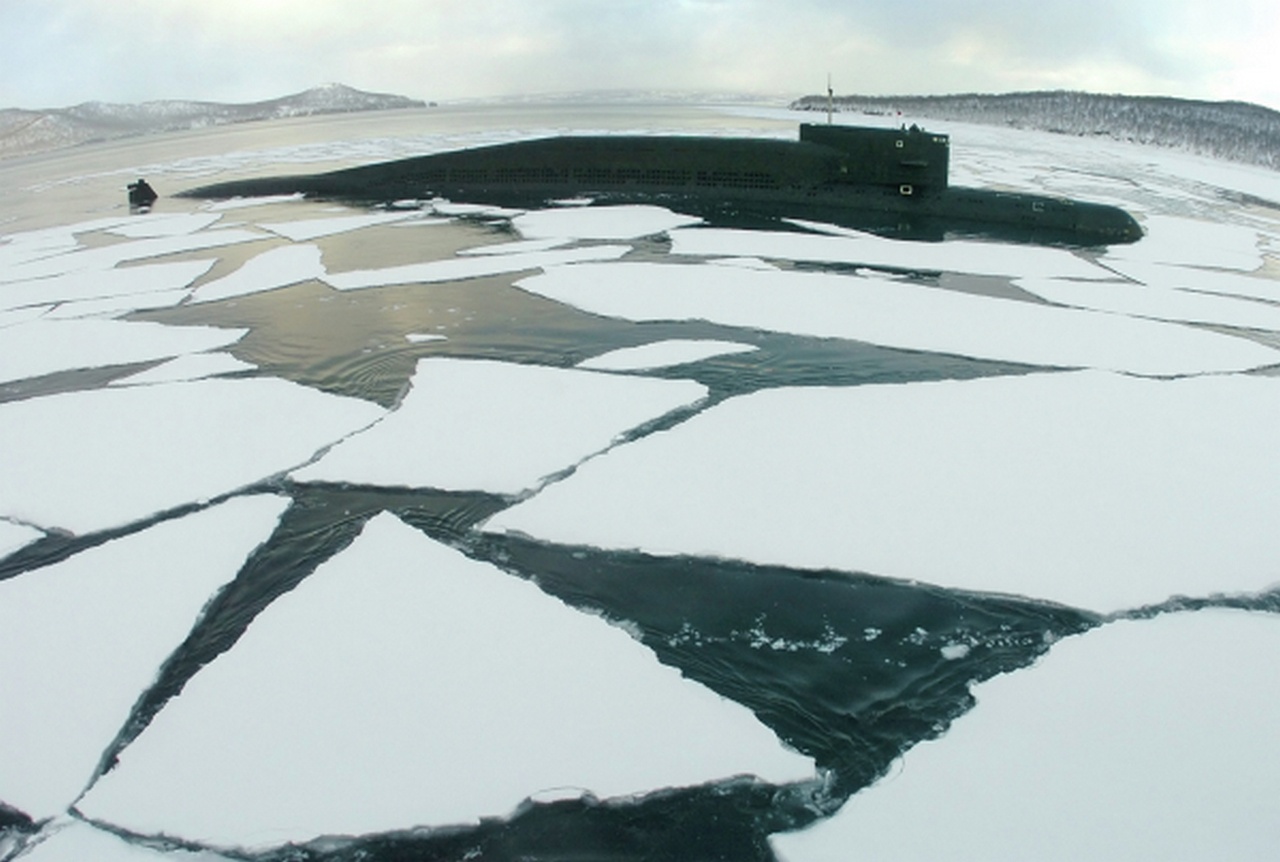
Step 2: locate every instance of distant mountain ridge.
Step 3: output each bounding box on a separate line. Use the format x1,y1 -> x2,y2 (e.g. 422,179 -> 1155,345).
0,84 -> 427,158
792,91 -> 1280,170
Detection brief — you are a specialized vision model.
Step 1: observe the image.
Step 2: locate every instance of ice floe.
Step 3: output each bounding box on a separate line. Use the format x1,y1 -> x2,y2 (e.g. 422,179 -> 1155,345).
291,358 -> 707,494
204,193 -> 304,211
516,262 -> 1280,375
0,495 -> 289,822
43,290 -> 194,320
404,332 -> 447,343
105,213 -> 224,239
578,339 -> 758,371
108,352 -> 256,386
483,370 -> 1280,614
0,260 -> 215,314
0,318 -> 247,385
77,513 -> 813,849
20,819 -> 233,861
1100,259 -> 1280,304
0,520 -> 42,561
0,231 -> 263,283
322,244 -> 631,290
188,244 -> 325,304
1015,277 -> 1280,330
669,225 -> 1111,280
456,237 -> 572,256
259,211 -> 423,241
0,377 -> 383,535
1103,214 -> 1265,272
513,205 -> 702,240
771,609 -> 1280,862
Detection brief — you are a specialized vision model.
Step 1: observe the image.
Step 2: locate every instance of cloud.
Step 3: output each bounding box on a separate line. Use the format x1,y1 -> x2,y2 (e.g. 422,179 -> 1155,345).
1,0 -> 1276,110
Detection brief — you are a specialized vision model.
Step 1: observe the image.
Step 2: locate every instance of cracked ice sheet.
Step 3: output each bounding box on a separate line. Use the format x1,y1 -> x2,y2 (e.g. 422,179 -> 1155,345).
483,371 -> 1280,614
322,244 -> 631,290
188,244 -> 324,304
0,377 -> 384,535
292,358 -> 707,495
1102,214 -> 1265,272
105,212 -> 224,239
1014,277 -> 1280,331
0,318 -> 247,386
259,211 -> 423,241
109,352 -> 256,386
22,820 -> 233,861
0,495 -> 289,822
516,262 -> 1280,375
0,260 -> 214,314
78,513 -> 813,850
1100,259 -> 1280,304
44,290 -> 194,320
513,204 -> 702,240
669,225 -> 1110,280
771,609 -> 1280,862
0,230 -> 263,283
578,339 -> 758,371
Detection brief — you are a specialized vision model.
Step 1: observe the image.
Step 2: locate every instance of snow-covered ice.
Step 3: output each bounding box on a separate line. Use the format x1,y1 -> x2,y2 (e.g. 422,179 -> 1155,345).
292,358 -> 707,494
204,193 -> 304,211
1100,259 -> 1280,304
516,262 -> 1280,375
484,370 -> 1280,614
20,820 -> 233,861
108,352 -> 256,386
404,332 -> 446,343
0,318 -> 247,385
1102,214 -> 1265,272
513,205 -> 702,240
457,237 -> 571,256
771,609 -> 1280,862
43,289 -> 194,320
0,377 -> 384,535
669,225 -> 1111,280
188,244 -> 325,304
0,260 -> 214,314
77,512 -> 814,850
0,230 -> 263,283
0,495 -> 289,822
1014,277 -> 1280,330
322,244 -> 631,290
105,213 -> 224,239
578,339 -> 758,371
259,211 -> 423,241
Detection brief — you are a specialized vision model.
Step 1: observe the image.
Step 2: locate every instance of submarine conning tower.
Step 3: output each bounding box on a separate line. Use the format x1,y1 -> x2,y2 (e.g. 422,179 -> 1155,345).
801,123 -> 949,193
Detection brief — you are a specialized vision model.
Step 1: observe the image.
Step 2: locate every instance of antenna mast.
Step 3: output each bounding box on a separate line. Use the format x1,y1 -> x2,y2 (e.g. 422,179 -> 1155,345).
826,74 -> 833,124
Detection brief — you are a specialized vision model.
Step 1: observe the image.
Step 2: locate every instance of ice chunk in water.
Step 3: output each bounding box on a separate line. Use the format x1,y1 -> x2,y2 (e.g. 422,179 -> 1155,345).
77,513 -> 814,850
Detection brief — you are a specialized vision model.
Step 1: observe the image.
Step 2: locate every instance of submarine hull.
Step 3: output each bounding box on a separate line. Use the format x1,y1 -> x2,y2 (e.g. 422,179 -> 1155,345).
180,127 -> 1142,246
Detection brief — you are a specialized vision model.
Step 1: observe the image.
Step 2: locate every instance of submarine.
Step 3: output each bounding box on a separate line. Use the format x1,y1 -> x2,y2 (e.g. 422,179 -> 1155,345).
181,123 -> 1142,245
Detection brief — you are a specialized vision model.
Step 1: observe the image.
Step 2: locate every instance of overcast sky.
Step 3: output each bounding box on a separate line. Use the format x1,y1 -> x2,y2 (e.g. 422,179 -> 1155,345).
3,0 -> 1278,111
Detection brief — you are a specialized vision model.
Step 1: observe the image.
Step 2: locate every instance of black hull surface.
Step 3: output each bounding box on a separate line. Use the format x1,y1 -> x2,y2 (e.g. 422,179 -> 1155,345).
181,125 -> 1143,246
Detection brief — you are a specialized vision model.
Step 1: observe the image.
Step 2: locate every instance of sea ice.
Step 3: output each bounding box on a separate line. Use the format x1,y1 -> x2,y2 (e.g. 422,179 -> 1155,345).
322,244 -> 631,290
105,213 -> 224,239
77,513 -> 813,850
0,377 -> 384,535
771,609 -> 1280,862
1100,259 -> 1280,303
259,211 -> 423,241
1014,277 -> 1280,331
20,819 -> 233,861
513,205 -> 702,240
483,370 -> 1280,614
108,352 -> 256,386
1103,214 -> 1265,272
456,237 -> 572,256
43,289 -> 194,320
0,260 -> 215,314
515,262 -> 1280,375
0,318 -> 247,385
0,495 -> 290,822
204,193 -> 304,211
578,339 -> 758,371
188,244 -> 325,304
405,332 -> 447,343
291,358 -> 707,494
0,230 -> 263,283
669,226 -> 1111,280
0,519 -> 42,561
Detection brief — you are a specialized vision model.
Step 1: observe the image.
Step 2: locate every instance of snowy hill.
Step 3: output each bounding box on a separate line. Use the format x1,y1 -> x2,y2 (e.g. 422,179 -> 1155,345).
0,84 -> 427,158
792,91 -> 1280,170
